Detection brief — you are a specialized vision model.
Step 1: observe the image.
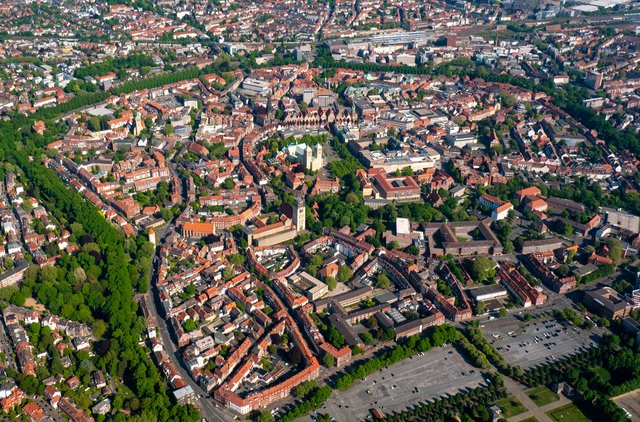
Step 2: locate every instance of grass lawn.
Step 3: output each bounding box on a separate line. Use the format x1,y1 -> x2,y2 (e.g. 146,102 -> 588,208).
547,403 -> 591,422
527,386 -> 560,407
520,418 -> 539,422
494,396 -> 527,417
593,366 -> 612,383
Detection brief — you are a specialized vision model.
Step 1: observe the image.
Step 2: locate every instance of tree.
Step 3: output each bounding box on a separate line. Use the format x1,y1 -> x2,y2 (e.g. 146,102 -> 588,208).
92,319 -> 107,338
87,117 -> 101,132
337,265 -> 352,283
326,276 -> 337,291
221,178 -> 234,190
228,254 -> 245,267
28,323 -> 40,341
364,316 -> 378,329
359,332 -> 375,346
335,373 -> 353,390
470,257 -> 496,283
10,288 -> 28,306
404,245 -> 420,255
160,208 -> 173,221
612,279 -> 631,294
19,375 -> 39,395
500,94 -> 516,108
73,267 -> 87,284
606,238 -> 623,264
379,326 -> 395,342
258,410 -> 275,422
561,220 -> 573,236
327,326 -> 345,348
375,272 -> 390,289
293,380 -> 317,398
40,265 -> 58,284
322,353 -> 335,368
279,333 -> 289,347
498,308 -> 508,318
223,266 -> 235,281
24,266 -> 39,285
183,319 -> 197,332
306,254 -> 324,276
316,414 -> 332,422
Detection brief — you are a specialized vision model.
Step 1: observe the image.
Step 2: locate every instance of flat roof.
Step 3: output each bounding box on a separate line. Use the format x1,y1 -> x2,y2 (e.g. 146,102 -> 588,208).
468,284 -> 507,298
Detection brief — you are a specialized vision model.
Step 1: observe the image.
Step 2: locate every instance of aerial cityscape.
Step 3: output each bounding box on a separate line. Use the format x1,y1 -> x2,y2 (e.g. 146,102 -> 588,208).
0,0 -> 640,421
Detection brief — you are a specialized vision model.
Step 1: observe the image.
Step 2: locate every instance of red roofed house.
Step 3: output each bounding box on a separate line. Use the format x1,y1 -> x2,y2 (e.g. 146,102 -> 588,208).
23,401 -> 47,422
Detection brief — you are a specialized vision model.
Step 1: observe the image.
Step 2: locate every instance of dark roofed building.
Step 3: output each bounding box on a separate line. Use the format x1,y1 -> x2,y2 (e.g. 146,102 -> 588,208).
583,286 -> 632,320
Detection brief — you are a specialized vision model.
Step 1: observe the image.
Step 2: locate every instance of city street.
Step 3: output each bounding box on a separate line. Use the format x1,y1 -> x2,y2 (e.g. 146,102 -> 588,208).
0,318 -> 17,371
33,395 -> 65,422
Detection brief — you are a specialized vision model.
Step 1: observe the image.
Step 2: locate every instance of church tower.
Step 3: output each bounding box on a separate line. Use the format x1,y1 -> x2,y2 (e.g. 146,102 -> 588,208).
313,143 -> 323,169
148,228 -> 157,246
304,145 -> 313,171
293,196 -> 306,232
132,112 -> 145,136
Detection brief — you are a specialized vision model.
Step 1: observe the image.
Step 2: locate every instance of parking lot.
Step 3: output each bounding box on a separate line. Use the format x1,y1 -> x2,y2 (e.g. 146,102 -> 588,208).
318,345 -> 488,421
613,389 -> 640,420
482,316 -> 605,369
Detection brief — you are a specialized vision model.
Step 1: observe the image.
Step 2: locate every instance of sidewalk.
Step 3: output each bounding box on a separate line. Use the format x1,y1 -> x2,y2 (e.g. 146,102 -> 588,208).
505,378 -> 571,422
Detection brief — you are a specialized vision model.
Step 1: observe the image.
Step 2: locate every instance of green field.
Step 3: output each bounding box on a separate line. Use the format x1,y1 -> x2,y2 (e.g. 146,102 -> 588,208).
494,396 -> 527,417
520,418 -> 538,422
547,403 -> 591,422
527,386 -> 560,407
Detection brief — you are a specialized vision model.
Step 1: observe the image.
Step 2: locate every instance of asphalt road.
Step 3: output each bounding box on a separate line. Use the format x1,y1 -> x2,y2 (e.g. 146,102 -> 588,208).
0,318 -> 17,371
33,395 -> 65,422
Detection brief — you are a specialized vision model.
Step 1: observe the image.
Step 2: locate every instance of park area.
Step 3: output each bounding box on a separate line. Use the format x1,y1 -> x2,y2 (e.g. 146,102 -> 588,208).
547,403 -> 590,422
494,396 -> 527,418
